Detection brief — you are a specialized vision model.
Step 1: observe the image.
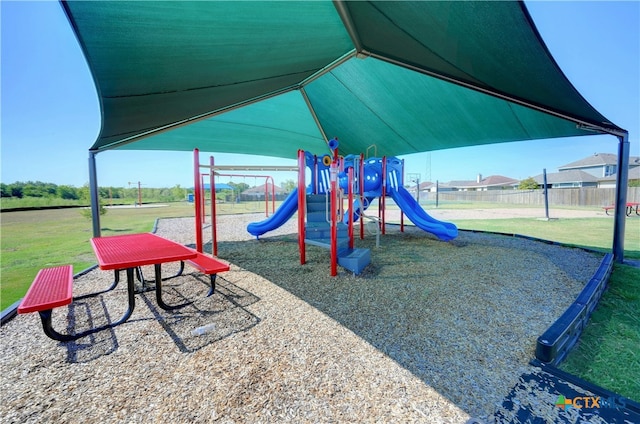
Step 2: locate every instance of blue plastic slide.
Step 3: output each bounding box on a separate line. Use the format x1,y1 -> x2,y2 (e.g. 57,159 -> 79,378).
390,186 -> 458,241
247,188 -> 299,237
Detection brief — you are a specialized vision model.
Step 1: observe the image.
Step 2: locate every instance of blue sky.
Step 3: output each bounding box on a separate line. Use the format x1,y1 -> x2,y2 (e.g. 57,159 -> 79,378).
2,1 -> 639,188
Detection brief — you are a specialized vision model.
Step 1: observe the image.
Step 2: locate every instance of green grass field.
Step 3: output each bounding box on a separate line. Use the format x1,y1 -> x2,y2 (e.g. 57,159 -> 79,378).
560,263 -> 640,401
1,201 -> 638,401
0,201 -> 272,310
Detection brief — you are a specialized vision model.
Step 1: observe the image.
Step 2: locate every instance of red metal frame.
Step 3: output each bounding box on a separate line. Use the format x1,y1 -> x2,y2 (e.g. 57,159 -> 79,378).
400,158 -> 405,232
330,147 -> 339,277
210,156 -> 218,256
200,173 -> 208,224
297,150 -> 306,265
359,153 -> 365,240
348,166 -> 354,249
194,149 -> 203,253
381,156 -> 387,235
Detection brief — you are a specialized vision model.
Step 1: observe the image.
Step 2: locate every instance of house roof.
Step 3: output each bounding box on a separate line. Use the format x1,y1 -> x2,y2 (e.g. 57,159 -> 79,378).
558,153 -> 619,170
61,1 -> 624,160
405,182 -> 435,191
419,182 -> 435,190
533,170 -> 598,184
451,175 -> 519,188
242,183 -> 286,195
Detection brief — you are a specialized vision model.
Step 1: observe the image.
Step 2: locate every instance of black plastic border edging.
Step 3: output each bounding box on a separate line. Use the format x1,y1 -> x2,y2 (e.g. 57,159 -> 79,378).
535,253 -> 614,366
0,300 -> 22,326
1,219 -> 164,326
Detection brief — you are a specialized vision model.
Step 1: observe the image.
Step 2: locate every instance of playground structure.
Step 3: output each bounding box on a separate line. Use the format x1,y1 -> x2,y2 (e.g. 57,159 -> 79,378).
192,149 -> 297,256
193,142 -> 458,275
190,146 -> 616,367
246,138 -> 458,276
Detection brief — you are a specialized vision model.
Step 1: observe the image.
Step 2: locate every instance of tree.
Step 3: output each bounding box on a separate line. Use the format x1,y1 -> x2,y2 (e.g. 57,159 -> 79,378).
518,177 -> 539,190
57,185 -> 79,200
281,179 -> 296,193
78,183 -> 91,201
171,185 -> 186,201
0,183 -> 10,198
10,183 -> 24,198
228,181 -> 250,193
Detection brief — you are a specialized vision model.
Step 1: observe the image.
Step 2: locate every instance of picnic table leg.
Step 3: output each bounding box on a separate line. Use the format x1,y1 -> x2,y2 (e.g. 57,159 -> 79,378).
36,268 -> 136,342
153,264 -> 192,310
74,269 -> 121,300
206,275 -> 217,297
160,261 -> 186,281
37,310 -> 81,342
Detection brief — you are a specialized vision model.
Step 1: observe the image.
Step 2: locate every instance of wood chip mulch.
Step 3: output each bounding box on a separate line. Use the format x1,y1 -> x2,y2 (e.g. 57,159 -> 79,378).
0,214 -> 602,423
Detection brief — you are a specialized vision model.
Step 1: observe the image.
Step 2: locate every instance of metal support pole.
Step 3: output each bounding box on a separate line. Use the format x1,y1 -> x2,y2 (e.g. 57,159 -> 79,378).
330,147 -> 339,277
400,159 -> 405,232
348,167 -> 354,249
194,149 -> 203,253
543,169 -> 550,220
381,157 -> 386,235
297,150 -> 306,265
210,156 -> 217,257
359,153 -> 365,240
89,151 -> 101,238
612,133 -> 629,263
330,163 -> 338,277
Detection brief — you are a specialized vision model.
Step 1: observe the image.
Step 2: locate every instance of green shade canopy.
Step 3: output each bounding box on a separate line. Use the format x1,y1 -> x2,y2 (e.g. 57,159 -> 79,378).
62,0 -> 624,159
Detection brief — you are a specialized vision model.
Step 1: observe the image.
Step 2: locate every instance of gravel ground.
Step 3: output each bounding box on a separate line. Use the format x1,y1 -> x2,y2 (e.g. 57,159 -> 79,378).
0,213 -> 603,423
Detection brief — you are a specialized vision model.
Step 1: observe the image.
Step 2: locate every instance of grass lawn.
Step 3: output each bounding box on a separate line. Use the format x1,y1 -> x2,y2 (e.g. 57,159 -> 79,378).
560,263 -> 640,402
0,201 -> 272,310
454,217 -> 639,257
1,202 -> 638,402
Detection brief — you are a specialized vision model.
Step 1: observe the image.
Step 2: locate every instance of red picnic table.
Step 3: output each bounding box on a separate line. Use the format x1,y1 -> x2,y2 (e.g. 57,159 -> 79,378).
91,232 -> 198,312
18,233 -> 198,342
603,202 -> 640,216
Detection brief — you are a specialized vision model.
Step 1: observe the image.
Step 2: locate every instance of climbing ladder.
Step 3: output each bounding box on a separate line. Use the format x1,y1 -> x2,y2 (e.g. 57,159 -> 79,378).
303,194 -> 371,275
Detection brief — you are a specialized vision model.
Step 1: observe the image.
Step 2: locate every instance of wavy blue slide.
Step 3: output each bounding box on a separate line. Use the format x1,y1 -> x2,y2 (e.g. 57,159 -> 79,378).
390,186 -> 458,241
247,188 -> 299,237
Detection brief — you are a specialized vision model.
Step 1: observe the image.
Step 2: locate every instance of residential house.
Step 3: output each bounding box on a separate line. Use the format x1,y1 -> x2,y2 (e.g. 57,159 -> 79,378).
241,183 -> 287,200
599,165 -> 640,188
532,170 -> 598,188
534,153 -> 640,188
450,174 -> 519,191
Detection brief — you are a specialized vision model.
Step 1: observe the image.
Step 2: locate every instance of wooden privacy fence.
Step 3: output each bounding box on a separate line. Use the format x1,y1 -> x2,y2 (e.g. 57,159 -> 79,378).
433,187 -> 640,207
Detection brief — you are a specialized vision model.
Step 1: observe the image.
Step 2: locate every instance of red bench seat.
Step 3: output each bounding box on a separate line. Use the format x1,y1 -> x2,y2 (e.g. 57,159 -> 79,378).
18,265 -> 73,314
17,265 -> 82,341
183,251 -> 230,296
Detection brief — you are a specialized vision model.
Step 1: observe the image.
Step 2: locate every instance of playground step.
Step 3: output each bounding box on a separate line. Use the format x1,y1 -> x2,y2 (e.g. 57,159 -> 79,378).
338,248 -> 371,275
305,222 -> 348,239
305,229 -> 348,240
306,194 -> 327,204
304,237 -> 350,251
305,195 -> 328,212
307,210 -> 329,223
